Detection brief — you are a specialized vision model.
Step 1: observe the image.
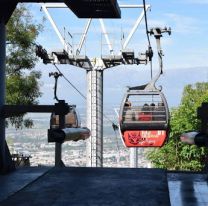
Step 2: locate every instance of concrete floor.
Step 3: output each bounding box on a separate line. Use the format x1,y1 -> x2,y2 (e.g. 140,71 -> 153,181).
168,172 -> 208,206
0,167 -> 50,203
0,167 -> 207,206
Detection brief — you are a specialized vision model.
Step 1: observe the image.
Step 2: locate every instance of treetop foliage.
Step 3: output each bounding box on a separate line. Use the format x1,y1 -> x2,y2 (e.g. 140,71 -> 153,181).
6,4 -> 43,128
147,82 -> 208,171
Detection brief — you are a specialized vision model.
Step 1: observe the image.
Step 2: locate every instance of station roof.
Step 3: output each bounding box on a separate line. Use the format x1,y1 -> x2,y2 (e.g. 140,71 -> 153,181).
64,0 -> 121,18
0,0 -> 121,22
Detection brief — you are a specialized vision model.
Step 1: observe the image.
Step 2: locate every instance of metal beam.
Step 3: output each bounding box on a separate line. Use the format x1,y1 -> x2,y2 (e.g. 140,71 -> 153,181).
1,104 -> 70,117
41,4 -> 72,54
43,3 -> 150,9
77,18 -> 92,55
123,5 -> 150,50
99,19 -> 114,55
2,105 -> 59,116
43,2 -> 150,52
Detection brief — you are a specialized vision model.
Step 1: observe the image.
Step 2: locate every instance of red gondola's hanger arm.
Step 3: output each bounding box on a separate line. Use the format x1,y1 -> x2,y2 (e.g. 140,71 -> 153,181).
145,27 -> 171,91
49,72 -> 63,102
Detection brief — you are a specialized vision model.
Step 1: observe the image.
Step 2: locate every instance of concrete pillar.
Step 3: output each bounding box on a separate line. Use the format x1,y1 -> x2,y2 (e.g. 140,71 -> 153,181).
130,148 -> 138,168
86,68 -> 103,167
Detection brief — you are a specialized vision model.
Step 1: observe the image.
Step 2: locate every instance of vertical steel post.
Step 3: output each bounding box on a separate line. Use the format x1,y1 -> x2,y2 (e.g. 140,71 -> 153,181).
55,142 -> 62,166
96,70 -> 103,166
86,68 -> 103,167
55,101 -> 65,167
130,148 -> 138,168
0,21 -> 6,172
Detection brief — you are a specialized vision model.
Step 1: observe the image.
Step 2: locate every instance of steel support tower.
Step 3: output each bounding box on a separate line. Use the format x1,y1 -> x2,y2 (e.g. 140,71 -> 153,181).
40,3 -> 150,168
130,148 -> 138,168
86,68 -> 103,167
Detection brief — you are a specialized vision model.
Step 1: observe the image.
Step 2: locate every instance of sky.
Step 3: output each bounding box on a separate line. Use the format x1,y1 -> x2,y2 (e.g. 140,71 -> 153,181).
28,0 -> 208,69
24,0 -> 208,112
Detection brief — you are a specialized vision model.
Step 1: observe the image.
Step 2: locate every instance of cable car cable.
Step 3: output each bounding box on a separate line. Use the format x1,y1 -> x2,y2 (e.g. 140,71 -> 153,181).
142,0 -> 153,80
54,64 -> 86,99
49,67 -> 121,161
53,64 -> 119,128
49,72 -> 63,102
143,0 -> 151,48
114,129 -> 121,161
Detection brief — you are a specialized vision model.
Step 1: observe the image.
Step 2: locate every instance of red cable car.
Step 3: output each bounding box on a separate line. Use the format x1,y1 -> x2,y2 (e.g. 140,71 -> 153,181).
119,27 -> 171,147
119,87 -> 169,147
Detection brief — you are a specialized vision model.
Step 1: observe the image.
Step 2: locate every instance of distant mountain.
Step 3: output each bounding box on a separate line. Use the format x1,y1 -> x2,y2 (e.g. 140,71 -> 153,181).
37,64 -> 208,110
104,66 -> 208,109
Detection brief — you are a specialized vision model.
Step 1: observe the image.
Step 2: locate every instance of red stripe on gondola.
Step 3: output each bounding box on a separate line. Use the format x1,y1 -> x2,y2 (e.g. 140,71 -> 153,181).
123,130 -> 166,147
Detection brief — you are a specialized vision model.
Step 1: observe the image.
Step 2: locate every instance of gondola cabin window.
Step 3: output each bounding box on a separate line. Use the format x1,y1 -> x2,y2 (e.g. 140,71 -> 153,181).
122,94 -> 166,125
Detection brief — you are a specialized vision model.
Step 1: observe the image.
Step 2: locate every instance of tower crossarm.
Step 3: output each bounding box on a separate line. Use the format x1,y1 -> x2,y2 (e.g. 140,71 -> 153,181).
52,50 -> 93,70
101,50 -> 149,69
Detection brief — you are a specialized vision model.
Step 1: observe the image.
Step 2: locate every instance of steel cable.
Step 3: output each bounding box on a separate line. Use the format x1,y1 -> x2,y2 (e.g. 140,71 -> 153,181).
142,0 -> 153,80
53,64 -> 118,127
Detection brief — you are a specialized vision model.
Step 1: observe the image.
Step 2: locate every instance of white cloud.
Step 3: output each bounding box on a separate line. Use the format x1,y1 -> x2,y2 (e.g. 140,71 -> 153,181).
165,13 -> 200,34
148,19 -> 167,28
43,83 -> 54,89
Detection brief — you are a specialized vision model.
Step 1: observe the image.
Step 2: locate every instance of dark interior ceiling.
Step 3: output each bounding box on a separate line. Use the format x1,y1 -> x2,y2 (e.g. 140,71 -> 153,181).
0,0 -> 121,23
64,0 -> 121,18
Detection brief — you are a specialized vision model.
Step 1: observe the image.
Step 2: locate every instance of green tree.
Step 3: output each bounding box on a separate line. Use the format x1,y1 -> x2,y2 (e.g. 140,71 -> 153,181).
147,82 -> 208,171
6,4 -> 43,128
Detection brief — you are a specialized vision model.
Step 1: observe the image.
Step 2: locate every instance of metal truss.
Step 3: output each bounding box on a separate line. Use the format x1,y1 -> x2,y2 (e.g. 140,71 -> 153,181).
39,3 -> 151,167
41,3 -> 151,69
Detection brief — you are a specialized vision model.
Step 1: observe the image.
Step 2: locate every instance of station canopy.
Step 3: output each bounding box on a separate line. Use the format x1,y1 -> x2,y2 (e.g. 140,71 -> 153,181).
64,0 -> 121,18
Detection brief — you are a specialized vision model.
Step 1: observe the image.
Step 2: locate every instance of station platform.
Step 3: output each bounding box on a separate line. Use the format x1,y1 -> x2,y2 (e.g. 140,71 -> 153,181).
0,167 -> 207,206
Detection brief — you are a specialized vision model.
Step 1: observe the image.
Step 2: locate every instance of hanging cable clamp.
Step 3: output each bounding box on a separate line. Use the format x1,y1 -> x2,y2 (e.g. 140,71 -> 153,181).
49,72 -> 63,102
112,123 -> 119,131
49,72 -> 63,79
149,27 -> 171,39
146,46 -> 153,62
145,27 -> 171,91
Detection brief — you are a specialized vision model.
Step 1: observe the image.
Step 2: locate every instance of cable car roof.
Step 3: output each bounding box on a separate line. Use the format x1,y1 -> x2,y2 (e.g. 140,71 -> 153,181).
125,89 -> 164,95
